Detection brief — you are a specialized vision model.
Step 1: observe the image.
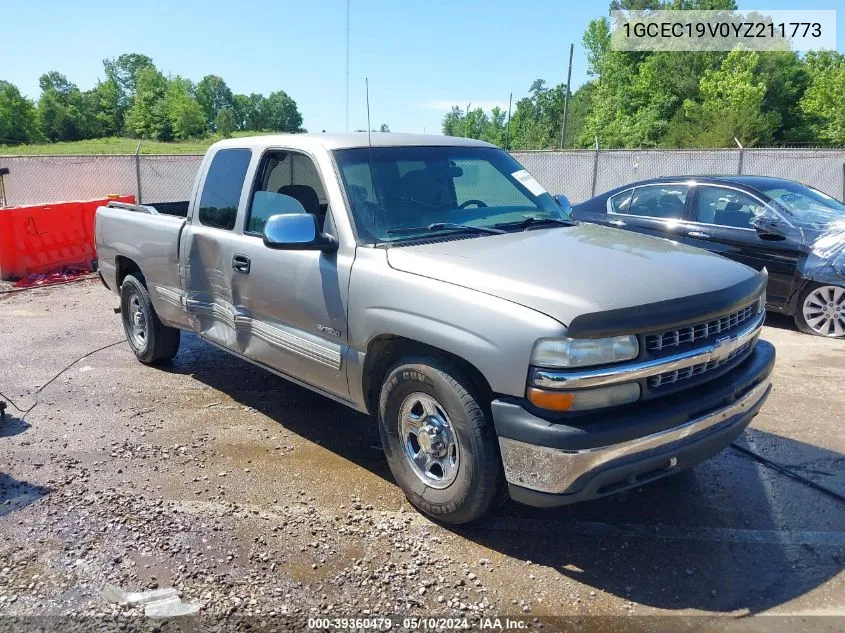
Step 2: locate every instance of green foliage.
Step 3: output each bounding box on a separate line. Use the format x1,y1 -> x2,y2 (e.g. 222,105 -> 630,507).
800,51 -> 845,146
0,81 -> 40,143
261,91 -> 303,132
164,77 -> 206,140
124,67 -> 171,141
196,75 -> 234,127
215,108 -> 236,139
0,52 -> 304,148
443,0 -> 843,149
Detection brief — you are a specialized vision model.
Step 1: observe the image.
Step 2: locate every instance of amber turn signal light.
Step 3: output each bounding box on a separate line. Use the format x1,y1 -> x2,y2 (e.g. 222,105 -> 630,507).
526,387 -> 575,411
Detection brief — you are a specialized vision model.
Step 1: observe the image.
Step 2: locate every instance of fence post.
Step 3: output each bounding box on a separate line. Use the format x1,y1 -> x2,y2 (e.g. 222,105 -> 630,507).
591,137 -> 600,198
734,137 -> 744,175
134,141 -> 143,204
842,162 -> 845,202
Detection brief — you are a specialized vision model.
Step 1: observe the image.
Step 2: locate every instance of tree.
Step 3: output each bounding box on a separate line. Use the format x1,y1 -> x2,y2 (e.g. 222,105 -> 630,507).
163,77 -> 207,140
800,51 -> 845,146
442,106 -> 464,136
196,75 -> 234,128
0,81 -> 40,143
261,90 -> 303,132
232,92 -> 268,130
103,53 -> 154,106
84,79 -> 122,137
37,72 -> 91,142
215,108 -> 235,138
678,49 -> 779,147
124,67 -> 170,140
379,123 -> 390,132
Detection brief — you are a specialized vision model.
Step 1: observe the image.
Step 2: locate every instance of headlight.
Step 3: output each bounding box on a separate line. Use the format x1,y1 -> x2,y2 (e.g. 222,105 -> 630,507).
758,291 -> 767,314
531,335 -> 639,368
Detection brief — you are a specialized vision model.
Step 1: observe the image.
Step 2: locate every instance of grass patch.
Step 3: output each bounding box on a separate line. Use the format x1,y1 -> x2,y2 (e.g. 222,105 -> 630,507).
0,131 -> 277,156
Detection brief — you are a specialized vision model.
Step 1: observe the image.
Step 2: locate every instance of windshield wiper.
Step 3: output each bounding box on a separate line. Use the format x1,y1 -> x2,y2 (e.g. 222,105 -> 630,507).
495,215 -> 576,230
385,222 -> 506,236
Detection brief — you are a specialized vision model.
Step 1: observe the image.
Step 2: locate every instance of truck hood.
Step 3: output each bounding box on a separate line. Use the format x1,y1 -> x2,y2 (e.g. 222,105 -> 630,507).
386,224 -> 759,327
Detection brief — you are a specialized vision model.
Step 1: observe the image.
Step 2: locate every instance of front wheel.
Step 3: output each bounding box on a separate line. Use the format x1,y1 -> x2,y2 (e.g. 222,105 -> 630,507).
120,274 -> 181,364
794,283 -> 845,338
377,356 -> 504,525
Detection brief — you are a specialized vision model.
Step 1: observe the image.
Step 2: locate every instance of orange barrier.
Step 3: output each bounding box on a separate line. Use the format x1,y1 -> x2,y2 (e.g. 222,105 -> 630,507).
0,195 -> 135,280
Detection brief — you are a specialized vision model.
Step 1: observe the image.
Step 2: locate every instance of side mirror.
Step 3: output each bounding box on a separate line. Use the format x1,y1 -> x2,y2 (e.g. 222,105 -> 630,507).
555,194 -> 572,215
262,213 -> 338,252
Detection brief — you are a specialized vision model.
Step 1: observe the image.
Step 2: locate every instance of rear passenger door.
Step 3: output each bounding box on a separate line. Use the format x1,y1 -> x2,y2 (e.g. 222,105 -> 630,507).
606,184 -> 689,240
683,185 -> 800,307
181,147 -> 253,351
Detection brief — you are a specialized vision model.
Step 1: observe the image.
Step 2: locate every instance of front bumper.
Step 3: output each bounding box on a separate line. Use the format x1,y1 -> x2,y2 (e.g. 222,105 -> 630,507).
493,339 -> 775,507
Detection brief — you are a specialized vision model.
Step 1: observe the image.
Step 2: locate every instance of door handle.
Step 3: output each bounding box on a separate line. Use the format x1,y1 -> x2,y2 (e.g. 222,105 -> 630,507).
688,231 -> 711,239
608,219 -> 626,227
232,254 -> 251,274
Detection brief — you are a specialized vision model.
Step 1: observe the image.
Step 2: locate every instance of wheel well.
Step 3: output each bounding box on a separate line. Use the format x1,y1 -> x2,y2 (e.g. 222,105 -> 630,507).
115,256 -> 144,288
361,335 -> 493,416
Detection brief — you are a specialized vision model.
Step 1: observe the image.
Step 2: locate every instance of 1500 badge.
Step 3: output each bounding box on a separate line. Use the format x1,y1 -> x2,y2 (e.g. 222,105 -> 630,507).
317,324 -> 342,338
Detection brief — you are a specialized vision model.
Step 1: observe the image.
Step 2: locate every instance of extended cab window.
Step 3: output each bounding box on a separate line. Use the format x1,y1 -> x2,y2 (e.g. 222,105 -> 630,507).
695,186 -> 764,229
247,151 -> 328,234
197,149 -> 252,230
625,185 -> 688,219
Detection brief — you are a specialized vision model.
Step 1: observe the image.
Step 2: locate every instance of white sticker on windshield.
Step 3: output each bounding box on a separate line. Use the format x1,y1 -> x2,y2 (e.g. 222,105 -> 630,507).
511,169 -> 547,197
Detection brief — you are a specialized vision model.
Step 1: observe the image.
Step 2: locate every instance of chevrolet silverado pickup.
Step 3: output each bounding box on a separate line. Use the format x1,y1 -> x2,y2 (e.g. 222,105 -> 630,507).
95,134 -> 775,524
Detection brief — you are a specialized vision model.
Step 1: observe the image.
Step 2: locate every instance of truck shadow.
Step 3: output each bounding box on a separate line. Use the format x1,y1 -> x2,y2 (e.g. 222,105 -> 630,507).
166,333 -> 844,615
464,429 -> 845,614
164,333 -> 392,482
0,472 -> 51,518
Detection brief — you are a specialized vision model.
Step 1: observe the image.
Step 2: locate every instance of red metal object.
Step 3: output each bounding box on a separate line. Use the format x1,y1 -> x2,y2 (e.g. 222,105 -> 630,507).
0,195 -> 135,280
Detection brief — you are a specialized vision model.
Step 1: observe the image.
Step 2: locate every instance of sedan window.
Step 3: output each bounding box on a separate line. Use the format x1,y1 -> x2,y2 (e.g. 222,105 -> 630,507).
621,185 -> 688,219
695,186 -> 764,229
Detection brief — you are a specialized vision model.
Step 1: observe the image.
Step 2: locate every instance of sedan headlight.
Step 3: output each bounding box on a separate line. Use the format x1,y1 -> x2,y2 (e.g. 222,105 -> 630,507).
531,335 -> 639,369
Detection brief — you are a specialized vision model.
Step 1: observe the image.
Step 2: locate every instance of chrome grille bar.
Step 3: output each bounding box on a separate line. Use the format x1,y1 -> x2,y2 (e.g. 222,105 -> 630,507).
646,303 -> 756,352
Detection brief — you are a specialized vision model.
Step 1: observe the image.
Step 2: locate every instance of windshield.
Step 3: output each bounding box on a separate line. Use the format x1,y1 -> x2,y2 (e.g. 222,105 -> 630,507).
763,182 -> 845,228
333,146 -> 567,243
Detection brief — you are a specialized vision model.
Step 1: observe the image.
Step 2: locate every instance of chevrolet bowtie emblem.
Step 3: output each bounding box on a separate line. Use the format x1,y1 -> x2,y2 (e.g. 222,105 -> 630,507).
710,335 -> 740,363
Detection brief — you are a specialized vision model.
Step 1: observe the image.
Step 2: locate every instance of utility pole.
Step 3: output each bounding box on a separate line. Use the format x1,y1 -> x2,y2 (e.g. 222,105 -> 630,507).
345,0 -> 350,132
505,92 -> 513,150
560,42 -> 574,149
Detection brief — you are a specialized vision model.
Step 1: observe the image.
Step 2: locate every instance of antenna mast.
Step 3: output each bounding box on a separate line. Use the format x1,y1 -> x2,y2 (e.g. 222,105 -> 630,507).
345,0 -> 350,131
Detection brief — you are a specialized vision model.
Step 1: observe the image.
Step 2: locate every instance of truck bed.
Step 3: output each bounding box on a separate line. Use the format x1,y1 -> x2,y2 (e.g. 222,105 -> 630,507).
95,200 -> 188,328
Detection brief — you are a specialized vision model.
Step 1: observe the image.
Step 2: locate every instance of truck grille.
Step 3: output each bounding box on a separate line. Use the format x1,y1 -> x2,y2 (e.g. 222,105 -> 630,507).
646,303 -> 756,353
648,341 -> 752,388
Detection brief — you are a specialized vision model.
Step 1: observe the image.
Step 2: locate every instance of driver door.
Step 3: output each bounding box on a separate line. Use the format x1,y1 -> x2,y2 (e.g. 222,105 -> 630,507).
230,149 -> 353,399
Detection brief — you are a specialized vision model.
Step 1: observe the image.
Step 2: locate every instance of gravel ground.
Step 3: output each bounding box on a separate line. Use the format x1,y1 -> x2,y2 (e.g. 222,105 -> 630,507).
0,280 -> 843,631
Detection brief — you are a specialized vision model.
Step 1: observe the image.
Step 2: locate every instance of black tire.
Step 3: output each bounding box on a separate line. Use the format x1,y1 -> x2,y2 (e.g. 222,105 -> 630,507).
377,356 -> 504,525
120,274 -> 181,364
794,282 -> 845,338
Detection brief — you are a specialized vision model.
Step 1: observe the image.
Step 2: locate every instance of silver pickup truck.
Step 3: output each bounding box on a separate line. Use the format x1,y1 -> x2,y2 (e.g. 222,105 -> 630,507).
95,133 -> 775,524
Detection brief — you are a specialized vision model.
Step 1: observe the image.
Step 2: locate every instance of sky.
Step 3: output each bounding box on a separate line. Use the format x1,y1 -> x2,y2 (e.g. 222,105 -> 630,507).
2,0 -> 843,135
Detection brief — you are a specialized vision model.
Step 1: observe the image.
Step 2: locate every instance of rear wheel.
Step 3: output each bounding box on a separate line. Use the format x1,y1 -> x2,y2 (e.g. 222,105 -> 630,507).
120,274 -> 181,363
794,283 -> 845,338
377,356 -> 504,525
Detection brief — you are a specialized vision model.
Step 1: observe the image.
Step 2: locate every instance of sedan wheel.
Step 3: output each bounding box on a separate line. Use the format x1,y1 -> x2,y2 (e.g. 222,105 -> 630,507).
801,285 -> 845,337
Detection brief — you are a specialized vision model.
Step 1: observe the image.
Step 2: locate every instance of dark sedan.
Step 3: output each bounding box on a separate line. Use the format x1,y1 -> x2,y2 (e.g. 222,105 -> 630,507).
569,176 -> 845,338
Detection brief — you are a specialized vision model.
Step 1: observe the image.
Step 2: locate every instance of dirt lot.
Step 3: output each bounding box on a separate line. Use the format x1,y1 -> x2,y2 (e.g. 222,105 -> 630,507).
0,280 -> 843,630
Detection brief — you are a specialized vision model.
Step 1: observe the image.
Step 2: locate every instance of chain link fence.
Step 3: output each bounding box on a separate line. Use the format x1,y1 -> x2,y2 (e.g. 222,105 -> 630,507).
1,148 -> 844,208
513,148 -> 845,203
0,154 -> 202,207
